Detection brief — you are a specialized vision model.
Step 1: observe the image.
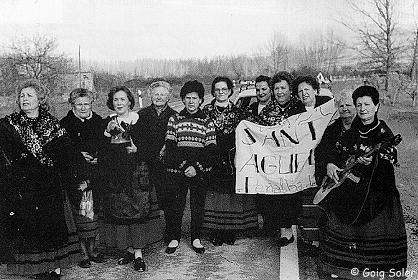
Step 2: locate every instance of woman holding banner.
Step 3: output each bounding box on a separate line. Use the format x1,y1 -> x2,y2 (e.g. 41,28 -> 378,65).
201,76 -> 258,246
317,86 -> 407,279
293,75 -> 332,111
291,75 -> 333,249
248,72 -> 304,246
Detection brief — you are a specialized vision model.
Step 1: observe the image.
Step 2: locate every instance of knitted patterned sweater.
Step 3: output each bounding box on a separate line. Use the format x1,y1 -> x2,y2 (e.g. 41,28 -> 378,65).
165,108 -> 217,175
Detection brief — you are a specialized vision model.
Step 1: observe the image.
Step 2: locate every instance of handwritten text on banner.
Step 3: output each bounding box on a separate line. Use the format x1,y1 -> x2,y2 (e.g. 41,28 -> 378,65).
235,100 -> 336,195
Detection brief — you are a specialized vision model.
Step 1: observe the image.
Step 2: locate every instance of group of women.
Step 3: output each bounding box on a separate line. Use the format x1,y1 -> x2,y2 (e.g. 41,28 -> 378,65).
0,72 -> 407,279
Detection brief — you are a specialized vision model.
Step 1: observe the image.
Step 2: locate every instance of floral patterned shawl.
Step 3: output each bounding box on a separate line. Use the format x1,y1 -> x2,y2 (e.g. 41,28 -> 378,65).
6,110 -> 66,166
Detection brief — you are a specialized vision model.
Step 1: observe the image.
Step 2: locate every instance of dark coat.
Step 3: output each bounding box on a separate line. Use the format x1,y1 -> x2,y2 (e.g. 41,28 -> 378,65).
135,104 -> 177,168
202,100 -> 243,193
60,110 -> 106,159
314,118 -> 348,185
60,110 -> 106,195
0,114 -> 88,254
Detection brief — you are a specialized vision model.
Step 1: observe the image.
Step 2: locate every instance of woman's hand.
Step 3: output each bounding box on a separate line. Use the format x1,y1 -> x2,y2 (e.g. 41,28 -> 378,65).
358,156 -> 373,166
158,145 -> 166,161
327,163 -> 342,183
81,151 -> 98,165
78,181 -> 88,191
184,166 -> 197,177
126,141 -> 137,154
106,120 -> 119,132
358,147 -> 372,166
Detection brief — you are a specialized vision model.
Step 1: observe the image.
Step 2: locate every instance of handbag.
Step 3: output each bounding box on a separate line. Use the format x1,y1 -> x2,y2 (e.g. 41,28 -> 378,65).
79,190 -> 94,220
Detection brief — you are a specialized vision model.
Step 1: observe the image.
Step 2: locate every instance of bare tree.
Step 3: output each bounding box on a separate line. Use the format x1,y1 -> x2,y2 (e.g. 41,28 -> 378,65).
228,55 -> 247,79
342,0 -> 405,93
410,28 -> 418,82
6,35 -> 74,94
0,57 -> 20,97
265,32 -> 289,74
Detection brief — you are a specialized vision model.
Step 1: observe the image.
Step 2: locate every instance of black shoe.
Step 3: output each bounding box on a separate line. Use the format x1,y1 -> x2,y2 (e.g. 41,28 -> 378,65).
78,259 -> 91,268
192,245 -> 205,254
303,242 -> 319,257
49,271 -> 60,280
117,252 -> 135,265
165,245 -> 178,254
211,237 -> 224,246
224,232 -> 236,245
89,253 -> 106,263
133,257 -> 146,272
278,235 -> 294,247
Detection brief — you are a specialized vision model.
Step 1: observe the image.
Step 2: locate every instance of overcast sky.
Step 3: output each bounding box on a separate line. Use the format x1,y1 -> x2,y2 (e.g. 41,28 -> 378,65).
0,0 -> 417,62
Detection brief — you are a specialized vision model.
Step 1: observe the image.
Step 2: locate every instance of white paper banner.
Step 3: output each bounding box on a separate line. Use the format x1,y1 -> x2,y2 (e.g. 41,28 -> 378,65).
235,99 -> 336,195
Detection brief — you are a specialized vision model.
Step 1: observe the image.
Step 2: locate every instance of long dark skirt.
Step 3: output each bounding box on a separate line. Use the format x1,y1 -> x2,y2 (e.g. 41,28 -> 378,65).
202,174 -> 258,236
299,187 -> 324,243
7,193 -> 81,275
257,192 -> 302,235
100,144 -> 164,249
100,186 -> 164,249
319,195 -> 407,280
73,213 -> 99,240
202,191 -> 259,232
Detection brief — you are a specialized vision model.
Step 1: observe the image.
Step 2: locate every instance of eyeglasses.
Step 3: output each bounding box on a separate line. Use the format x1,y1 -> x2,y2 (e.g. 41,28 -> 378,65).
214,88 -> 230,94
74,103 -> 92,108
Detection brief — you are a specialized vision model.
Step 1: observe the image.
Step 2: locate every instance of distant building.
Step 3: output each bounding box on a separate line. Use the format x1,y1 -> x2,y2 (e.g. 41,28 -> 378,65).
60,72 -> 95,100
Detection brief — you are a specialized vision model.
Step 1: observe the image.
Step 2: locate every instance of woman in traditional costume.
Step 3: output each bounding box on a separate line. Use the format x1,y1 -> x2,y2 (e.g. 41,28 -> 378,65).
202,76 -> 258,246
101,86 -> 163,272
317,85 -> 407,279
0,79 -> 88,279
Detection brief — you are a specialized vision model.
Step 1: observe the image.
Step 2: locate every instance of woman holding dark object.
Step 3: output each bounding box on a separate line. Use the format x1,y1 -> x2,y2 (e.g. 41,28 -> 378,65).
101,86 -> 163,272
317,86 -> 407,279
164,80 -> 217,254
202,76 -> 258,246
60,88 -> 107,268
0,79 -> 88,279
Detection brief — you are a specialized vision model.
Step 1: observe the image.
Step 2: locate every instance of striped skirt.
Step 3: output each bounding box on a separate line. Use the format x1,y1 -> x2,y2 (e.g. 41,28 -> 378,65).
73,213 -> 99,239
202,191 -> 259,234
7,193 -> 81,275
299,187 -> 324,243
100,186 -> 164,250
319,195 -> 407,280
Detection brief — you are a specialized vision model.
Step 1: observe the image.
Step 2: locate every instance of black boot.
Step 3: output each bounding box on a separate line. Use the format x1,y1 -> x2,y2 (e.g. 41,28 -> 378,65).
224,230 -> 236,245
211,230 -> 224,246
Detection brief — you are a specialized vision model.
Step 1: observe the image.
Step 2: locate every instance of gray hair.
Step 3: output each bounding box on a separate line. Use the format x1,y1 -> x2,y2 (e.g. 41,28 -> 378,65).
148,80 -> 171,94
68,88 -> 94,105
